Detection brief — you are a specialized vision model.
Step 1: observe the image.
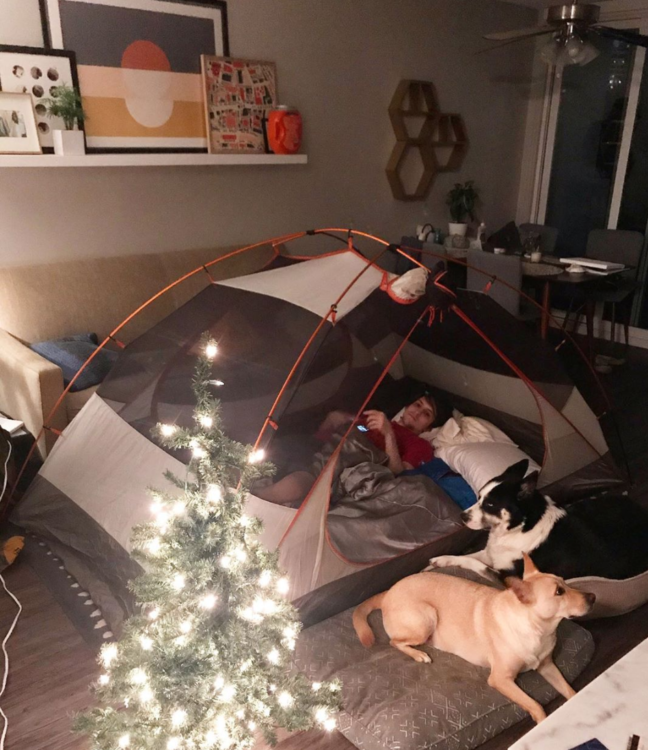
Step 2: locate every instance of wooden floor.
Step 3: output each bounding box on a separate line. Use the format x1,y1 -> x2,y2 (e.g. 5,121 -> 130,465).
2,345 -> 648,750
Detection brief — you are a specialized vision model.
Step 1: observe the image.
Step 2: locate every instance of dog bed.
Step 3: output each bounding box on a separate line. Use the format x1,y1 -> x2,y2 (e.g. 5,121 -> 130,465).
568,569 -> 648,619
293,568 -> 594,750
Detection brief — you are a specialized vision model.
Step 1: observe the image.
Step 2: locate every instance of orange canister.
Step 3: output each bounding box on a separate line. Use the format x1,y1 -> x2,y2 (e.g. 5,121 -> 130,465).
267,105 -> 302,155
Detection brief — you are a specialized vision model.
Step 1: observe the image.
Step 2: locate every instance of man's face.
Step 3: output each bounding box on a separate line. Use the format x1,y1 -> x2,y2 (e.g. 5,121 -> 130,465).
401,397 -> 436,435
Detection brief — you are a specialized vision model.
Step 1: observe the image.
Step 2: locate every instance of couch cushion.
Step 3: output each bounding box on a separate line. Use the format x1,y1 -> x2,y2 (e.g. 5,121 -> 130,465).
0,254 -> 174,344
293,568 -> 595,750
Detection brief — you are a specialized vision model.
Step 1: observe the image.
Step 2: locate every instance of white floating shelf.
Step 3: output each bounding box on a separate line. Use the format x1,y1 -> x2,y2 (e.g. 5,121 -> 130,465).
0,153 -> 308,168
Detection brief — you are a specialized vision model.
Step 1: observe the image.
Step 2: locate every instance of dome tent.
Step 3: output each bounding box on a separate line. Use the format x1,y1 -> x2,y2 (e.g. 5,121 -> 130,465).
14,231 -> 622,633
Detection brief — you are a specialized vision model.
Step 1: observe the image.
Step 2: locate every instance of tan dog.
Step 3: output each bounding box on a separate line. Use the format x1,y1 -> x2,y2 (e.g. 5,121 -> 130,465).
352,554 -> 595,723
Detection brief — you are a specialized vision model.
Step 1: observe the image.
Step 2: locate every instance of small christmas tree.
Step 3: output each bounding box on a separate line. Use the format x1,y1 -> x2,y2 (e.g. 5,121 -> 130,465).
76,335 -> 341,750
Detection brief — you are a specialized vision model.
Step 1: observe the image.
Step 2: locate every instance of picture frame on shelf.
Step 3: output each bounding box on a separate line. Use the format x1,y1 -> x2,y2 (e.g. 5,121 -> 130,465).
43,0 -> 229,153
0,45 -> 81,152
201,55 -> 277,154
0,92 -> 42,154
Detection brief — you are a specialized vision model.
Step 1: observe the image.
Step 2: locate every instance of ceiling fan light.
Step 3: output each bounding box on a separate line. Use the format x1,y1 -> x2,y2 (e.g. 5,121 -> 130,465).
576,40 -> 600,66
540,37 -> 563,66
565,35 -> 585,60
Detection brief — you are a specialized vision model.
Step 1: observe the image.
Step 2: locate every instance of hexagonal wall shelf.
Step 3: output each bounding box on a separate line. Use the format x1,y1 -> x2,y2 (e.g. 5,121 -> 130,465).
386,79 -> 469,201
388,80 -> 440,143
386,141 -> 438,202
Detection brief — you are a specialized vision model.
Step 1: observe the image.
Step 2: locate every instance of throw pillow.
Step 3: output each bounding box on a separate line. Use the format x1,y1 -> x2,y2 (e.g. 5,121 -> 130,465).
31,337 -> 118,392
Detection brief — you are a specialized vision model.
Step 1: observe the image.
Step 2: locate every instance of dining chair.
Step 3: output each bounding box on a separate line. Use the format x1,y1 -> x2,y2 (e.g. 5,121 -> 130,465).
466,249 -> 522,317
567,229 -> 645,354
519,223 -> 559,256
587,229 -> 644,349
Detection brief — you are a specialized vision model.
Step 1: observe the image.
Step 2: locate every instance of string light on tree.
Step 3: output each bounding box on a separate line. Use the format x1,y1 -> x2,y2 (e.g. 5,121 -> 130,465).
75,334 -> 340,749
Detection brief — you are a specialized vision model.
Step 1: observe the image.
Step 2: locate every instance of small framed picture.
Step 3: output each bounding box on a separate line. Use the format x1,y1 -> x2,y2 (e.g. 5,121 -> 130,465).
0,45 -> 81,151
201,55 -> 277,154
0,92 -> 42,154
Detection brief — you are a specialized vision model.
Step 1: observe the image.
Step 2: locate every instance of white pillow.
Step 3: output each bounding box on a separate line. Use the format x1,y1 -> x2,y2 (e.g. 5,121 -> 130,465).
436,442 -> 540,494
425,411 -> 514,449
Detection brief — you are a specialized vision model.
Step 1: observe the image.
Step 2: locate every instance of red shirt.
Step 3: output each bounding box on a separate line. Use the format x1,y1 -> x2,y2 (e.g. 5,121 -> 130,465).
366,421 -> 433,469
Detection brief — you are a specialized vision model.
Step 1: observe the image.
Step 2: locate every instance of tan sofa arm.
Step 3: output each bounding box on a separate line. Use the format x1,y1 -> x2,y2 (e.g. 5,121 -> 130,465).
0,329 -> 66,458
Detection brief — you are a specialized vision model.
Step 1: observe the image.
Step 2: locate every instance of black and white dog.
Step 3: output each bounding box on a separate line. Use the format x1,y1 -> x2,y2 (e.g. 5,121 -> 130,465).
428,459 -> 648,581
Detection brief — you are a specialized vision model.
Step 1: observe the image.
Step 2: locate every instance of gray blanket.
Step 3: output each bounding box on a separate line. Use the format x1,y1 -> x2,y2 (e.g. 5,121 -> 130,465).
322,433 -> 463,563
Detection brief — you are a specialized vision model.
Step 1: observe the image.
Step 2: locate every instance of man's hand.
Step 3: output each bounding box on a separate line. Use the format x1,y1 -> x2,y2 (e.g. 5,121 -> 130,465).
363,410 -> 393,438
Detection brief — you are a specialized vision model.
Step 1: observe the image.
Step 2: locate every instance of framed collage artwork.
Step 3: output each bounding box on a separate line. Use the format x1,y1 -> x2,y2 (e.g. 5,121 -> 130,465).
43,0 -> 229,152
201,56 -> 276,154
0,45 -> 81,151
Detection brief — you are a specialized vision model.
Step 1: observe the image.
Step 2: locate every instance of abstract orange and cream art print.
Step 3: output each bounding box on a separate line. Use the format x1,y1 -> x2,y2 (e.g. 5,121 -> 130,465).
44,0 -> 229,151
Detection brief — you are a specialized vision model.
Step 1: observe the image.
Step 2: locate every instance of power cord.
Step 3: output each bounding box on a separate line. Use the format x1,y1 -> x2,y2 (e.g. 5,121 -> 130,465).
0,436 -> 21,750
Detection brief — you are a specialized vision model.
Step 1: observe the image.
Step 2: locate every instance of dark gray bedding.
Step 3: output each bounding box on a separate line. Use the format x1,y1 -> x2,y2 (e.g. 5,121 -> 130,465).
319,432 -> 464,564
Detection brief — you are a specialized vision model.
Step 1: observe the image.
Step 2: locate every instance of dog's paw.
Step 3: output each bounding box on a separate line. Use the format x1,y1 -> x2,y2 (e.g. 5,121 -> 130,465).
412,650 -> 432,664
425,555 -> 458,570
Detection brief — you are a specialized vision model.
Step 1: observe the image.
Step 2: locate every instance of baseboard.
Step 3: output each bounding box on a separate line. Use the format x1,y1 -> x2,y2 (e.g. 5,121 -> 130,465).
550,309 -> 648,351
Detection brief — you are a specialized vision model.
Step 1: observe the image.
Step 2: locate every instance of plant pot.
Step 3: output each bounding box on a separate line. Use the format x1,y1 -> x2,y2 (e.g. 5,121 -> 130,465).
53,129 -> 86,156
448,222 -> 468,237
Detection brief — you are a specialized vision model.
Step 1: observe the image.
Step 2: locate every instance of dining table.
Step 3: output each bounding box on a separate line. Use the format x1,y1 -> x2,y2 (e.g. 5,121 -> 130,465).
521,256 -> 619,360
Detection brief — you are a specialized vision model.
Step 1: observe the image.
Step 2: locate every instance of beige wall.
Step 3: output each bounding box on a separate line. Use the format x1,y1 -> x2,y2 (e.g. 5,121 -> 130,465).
0,0 -> 535,267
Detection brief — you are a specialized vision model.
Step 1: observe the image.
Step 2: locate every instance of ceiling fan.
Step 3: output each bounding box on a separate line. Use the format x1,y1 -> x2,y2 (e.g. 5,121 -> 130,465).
484,2 -> 648,66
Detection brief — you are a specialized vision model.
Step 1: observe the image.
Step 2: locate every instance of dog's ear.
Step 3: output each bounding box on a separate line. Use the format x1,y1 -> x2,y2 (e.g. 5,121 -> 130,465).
518,470 -> 539,500
490,459 -> 529,486
504,576 -> 534,605
522,552 -> 540,579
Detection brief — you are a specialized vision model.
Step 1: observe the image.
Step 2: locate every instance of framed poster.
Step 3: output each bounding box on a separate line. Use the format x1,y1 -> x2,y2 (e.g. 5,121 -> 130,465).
44,0 -> 229,152
201,55 -> 276,154
0,92 -> 42,154
0,45 -> 81,151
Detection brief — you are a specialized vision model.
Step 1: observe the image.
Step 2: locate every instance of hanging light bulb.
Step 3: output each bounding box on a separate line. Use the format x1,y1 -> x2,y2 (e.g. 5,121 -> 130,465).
171,573 -> 185,591
220,555 -> 231,569
276,577 -> 290,595
258,570 -> 272,588
180,619 -> 192,634
247,448 -> 265,464
129,668 -> 148,685
267,648 -> 280,664
221,684 -> 236,702
139,686 -> 154,703
200,593 -> 218,610
170,500 -> 186,517
214,675 -> 225,690
171,708 -> 187,727
205,342 -> 218,359
206,484 -> 222,503
210,379 -> 225,387
199,414 -> 213,429
146,537 -> 162,555
160,424 -> 177,437
233,546 -> 247,563
100,643 -> 118,667
324,718 -> 337,732
148,607 -> 160,621
140,635 -> 153,651
118,734 -> 131,748
98,674 -> 110,686
277,691 -> 293,708
167,738 -> 181,750
312,682 -> 321,692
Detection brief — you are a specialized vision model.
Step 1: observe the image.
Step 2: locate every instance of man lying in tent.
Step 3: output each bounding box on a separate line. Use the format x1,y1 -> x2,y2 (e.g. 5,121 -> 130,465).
254,393 -> 452,507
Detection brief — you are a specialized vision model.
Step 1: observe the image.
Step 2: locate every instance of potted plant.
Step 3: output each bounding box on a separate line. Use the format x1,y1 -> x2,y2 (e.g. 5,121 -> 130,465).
446,181 -> 478,237
43,84 -> 86,156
